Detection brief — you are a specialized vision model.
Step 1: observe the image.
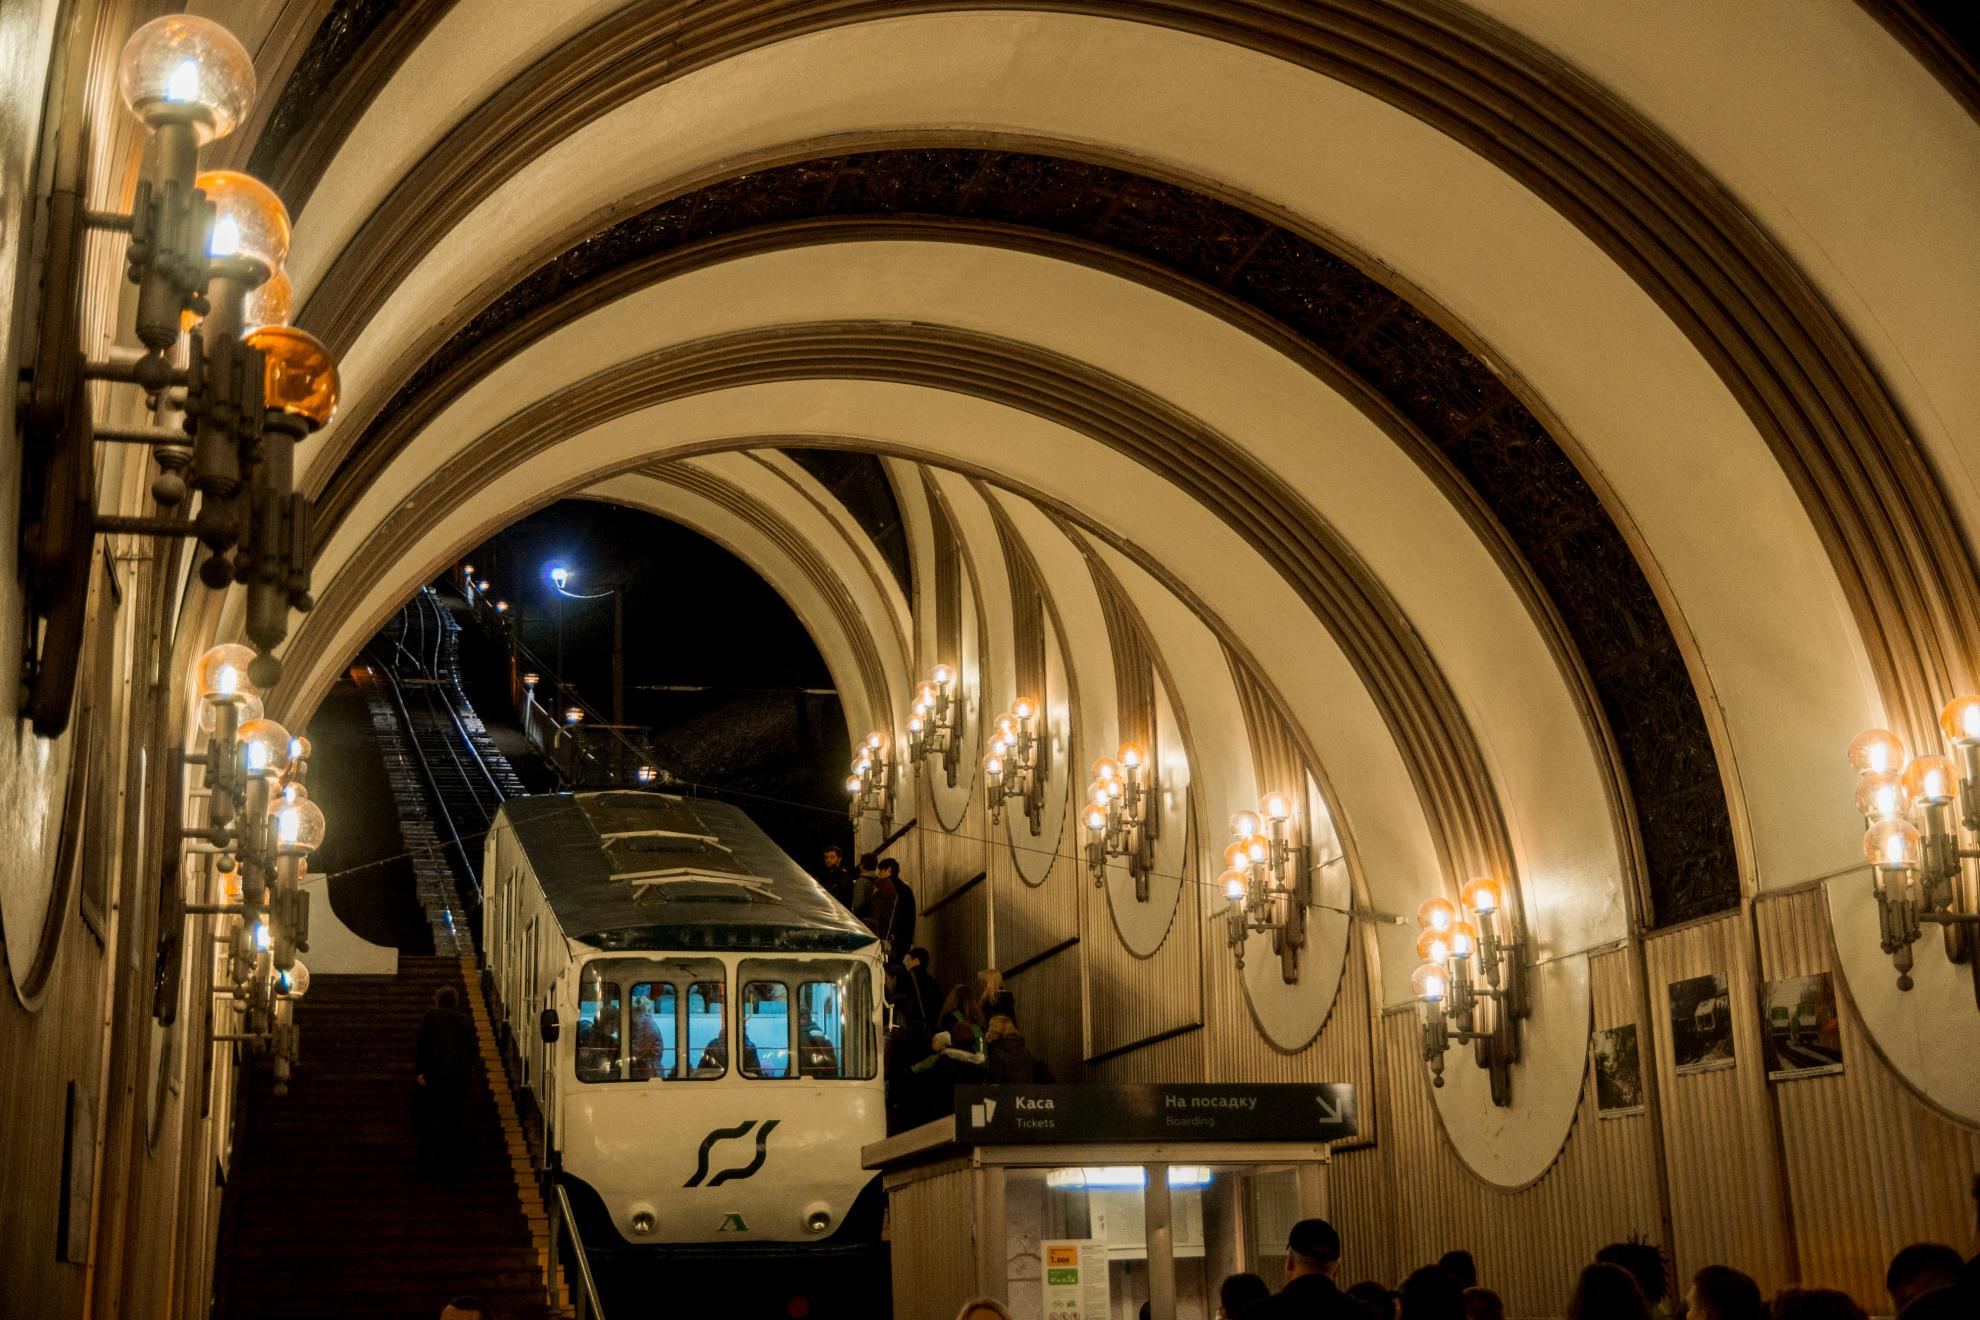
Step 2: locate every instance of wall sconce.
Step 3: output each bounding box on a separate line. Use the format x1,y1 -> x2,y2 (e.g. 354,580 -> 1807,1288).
17,16 -> 339,734
906,664 -> 959,785
522,672 -> 540,690
635,764 -> 658,785
1082,742 -> 1151,896
847,731 -> 893,830
494,599 -> 508,613
983,697 -> 1044,828
1848,716 -> 1980,999
1411,877 -> 1528,1106
1217,793 -> 1309,982
183,643 -> 325,1092
564,706 -> 585,725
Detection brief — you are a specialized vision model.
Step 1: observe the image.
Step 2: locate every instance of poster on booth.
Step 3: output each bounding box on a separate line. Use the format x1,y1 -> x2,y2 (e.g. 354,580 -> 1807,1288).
1041,1239 -> 1110,1320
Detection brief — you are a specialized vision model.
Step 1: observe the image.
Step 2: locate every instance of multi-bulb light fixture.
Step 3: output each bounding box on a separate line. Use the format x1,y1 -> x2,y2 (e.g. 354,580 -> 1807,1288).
1082,742 -> 1152,895
1217,793 -> 1310,983
181,642 -> 326,1094
1409,877 -> 1528,1106
906,664 -> 961,788
847,731 -> 894,829
18,15 -> 339,735
1847,713 -> 1980,1001
983,697 -> 1044,829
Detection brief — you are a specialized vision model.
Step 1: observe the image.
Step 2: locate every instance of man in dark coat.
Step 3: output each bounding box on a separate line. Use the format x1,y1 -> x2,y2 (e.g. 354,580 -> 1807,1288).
816,844 -> 857,909
1239,1219 -> 1381,1319
856,858 -> 916,962
414,985 -> 478,1178
902,946 -> 943,1028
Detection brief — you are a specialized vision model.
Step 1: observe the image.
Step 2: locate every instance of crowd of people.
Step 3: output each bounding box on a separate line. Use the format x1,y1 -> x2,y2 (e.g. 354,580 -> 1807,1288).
816,846 -> 1050,1130
948,1196 -> 1980,1320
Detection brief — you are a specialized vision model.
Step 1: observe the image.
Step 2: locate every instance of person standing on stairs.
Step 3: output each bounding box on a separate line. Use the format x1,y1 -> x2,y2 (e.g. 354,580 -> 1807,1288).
414,986 -> 478,1179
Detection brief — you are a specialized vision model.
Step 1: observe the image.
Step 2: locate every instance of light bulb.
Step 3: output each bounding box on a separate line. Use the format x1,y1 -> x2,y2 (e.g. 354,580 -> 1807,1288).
522,673 -> 539,687
118,15 -> 255,143
1846,728 -> 1907,776
495,601 -> 508,613
1260,792 -> 1292,822
1093,758 -> 1121,783
932,664 -> 953,686
254,922 -> 271,952
1241,833 -> 1271,865
246,326 -> 339,428
209,214 -> 240,257
1411,963 -> 1448,1002
1853,770 -> 1909,820
195,643 -> 259,702
288,735 -> 310,763
1230,810 -> 1261,839
196,170 -> 290,274
1415,928 -> 1452,963
984,754 -> 1005,777
1863,818 -> 1922,870
1942,697 -> 1980,746
550,566 -> 570,589
990,735 -> 1010,757
1089,781 -> 1112,807
1222,841 -> 1250,872
1084,807 -> 1108,833
1013,697 -> 1037,722
1448,921 -> 1479,959
866,731 -> 886,751
1220,870 -> 1249,902
995,715 -> 1017,738
1104,778 -> 1124,801
1417,897 -> 1457,931
845,775 -> 862,795
1902,756 -> 1957,806
565,707 -> 584,724
281,961 -> 310,998
1458,877 -> 1502,916
907,715 -> 925,734
476,579 -> 490,592
1118,742 -> 1145,769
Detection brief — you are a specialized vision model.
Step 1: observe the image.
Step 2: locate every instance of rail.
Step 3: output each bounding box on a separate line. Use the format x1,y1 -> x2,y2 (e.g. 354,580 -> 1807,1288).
550,1180 -> 608,1319
367,656 -> 484,902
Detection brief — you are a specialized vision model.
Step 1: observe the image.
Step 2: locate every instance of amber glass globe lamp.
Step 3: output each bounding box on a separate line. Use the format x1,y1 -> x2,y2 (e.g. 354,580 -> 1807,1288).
195,170 -> 291,273
246,326 -> 340,429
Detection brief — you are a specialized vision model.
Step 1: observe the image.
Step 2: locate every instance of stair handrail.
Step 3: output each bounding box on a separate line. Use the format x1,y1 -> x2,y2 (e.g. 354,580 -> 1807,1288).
551,1180 -> 608,1319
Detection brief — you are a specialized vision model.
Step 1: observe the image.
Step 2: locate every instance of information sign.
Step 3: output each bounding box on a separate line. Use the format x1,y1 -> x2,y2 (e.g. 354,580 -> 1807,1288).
957,1082 -> 1356,1145
1041,1238 -> 1110,1320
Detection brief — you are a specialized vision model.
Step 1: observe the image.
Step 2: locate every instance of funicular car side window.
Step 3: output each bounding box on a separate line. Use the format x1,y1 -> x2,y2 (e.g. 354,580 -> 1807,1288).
577,959 -> 726,1083
576,976 -> 622,1082
740,960 -> 876,1080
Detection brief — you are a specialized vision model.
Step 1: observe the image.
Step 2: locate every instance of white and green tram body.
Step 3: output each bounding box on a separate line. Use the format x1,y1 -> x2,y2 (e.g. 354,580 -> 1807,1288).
485,792 -> 886,1261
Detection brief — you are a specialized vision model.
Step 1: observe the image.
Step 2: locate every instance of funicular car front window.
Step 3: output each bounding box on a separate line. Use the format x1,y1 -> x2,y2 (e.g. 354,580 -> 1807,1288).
576,959 -> 726,1082
739,959 -> 875,1080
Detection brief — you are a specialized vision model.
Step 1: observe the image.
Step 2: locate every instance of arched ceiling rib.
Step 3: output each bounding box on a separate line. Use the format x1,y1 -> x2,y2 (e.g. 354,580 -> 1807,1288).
304,320 -> 1535,904
300,147 -> 1729,923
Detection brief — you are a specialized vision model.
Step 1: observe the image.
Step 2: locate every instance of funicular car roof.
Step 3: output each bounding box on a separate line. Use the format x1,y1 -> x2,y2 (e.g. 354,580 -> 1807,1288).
501,792 -> 877,954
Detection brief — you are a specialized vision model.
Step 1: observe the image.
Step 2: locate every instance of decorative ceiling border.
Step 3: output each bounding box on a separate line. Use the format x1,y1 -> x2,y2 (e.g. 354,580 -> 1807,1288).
274,0 -> 1976,786
286,321 -> 1520,908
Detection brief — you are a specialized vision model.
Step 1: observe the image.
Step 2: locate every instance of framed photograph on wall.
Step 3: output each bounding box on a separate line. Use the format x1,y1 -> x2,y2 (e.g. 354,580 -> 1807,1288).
1669,972 -> 1734,1074
1592,1023 -> 1645,1117
1761,971 -> 1843,1080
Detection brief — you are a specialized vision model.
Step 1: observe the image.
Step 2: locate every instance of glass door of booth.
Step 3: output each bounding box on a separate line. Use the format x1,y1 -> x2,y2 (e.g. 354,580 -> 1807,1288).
989,1151 -> 1326,1320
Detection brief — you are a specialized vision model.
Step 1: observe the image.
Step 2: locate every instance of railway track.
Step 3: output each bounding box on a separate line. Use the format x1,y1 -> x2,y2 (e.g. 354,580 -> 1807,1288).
364,586 -> 526,951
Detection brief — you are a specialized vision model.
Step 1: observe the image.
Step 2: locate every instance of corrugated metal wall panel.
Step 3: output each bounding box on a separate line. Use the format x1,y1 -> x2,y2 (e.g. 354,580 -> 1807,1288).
1082,821 -> 1202,1062
888,1164 -> 979,1320
1754,888 -> 1980,1303
1642,913 -> 1794,1292
1089,1026 -> 1208,1084
1007,945 -> 1084,1081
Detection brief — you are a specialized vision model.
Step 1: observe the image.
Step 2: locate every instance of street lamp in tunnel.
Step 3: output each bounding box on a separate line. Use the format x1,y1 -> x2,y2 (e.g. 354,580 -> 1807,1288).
547,561 -> 627,774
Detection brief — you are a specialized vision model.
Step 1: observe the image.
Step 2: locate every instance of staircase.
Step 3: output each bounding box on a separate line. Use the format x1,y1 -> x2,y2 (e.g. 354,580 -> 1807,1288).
221,957 -> 552,1320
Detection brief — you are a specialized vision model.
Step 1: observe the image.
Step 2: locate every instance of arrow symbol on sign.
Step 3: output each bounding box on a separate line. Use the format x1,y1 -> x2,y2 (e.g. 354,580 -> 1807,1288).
1315,1092 -> 1342,1124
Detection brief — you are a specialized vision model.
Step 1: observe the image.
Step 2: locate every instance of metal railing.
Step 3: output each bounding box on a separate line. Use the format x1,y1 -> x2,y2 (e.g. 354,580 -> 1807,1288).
549,1180 -> 607,1319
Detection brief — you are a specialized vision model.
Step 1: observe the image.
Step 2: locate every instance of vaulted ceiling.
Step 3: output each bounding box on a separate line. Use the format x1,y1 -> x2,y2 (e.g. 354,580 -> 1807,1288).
166,0 -> 1980,1154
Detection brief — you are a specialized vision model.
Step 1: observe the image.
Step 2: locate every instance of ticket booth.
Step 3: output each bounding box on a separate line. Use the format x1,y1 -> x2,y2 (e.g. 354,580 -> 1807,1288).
863,1083 -> 1356,1320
